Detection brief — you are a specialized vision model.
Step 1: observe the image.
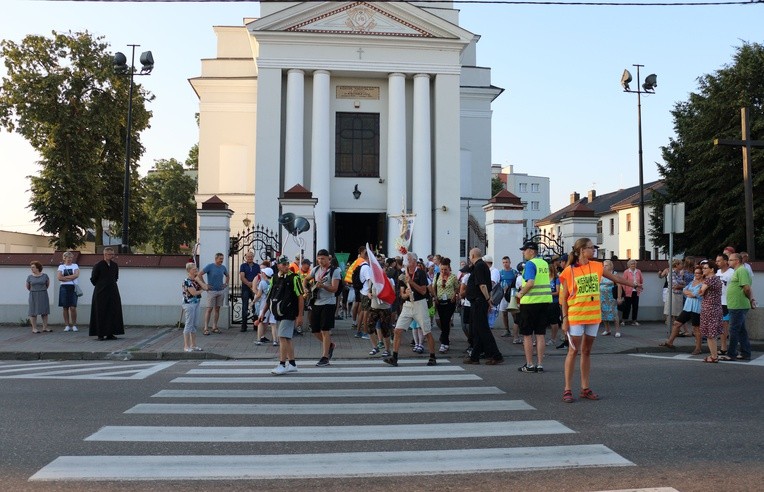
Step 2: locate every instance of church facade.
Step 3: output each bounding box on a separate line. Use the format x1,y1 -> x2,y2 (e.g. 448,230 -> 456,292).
191,1 -> 502,261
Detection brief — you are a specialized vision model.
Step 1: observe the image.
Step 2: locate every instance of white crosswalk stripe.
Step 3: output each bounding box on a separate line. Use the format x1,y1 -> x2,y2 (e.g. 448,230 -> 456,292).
199,359 -> 452,366
30,360 -> 635,482
0,361 -> 177,380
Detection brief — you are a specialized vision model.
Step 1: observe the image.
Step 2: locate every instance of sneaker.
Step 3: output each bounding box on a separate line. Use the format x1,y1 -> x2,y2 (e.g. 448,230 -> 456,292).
381,350 -> 391,357
601,331 -> 611,336
556,340 -> 569,349
328,342 -> 336,359
500,332 -> 512,337
259,337 -> 270,343
192,346 -> 203,351
369,347 -> 380,356
377,341 -> 384,350
255,340 -> 263,346
438,344 -> 449,354
615,332 -> 622,338
414,345 -> 424,354
518,363 -> 537,373
271,364 -> 287,375
535,365 -> 544,372
64,326 -> 71,332
545,338 -> 552,346
316,357 -> 330,367
512,337 -> 523,344
354,332 -> 363,338
286,363 -> 298,373
71,326 -> 78,332
427,357 -> 437,366
273,341 -> 279,347
382,357 -> 398,367
361,333 -> 370,340
633,321 -> 640,326
184,348 -> 193,352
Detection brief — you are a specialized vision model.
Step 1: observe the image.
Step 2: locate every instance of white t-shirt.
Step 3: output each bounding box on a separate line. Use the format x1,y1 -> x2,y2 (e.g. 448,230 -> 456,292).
716,267 -> 734,306
461,273 -> 471,307
58,263 -> 79,285
359,263 -> 372,296
744,263 -> 754,279
490,267 -> 500,288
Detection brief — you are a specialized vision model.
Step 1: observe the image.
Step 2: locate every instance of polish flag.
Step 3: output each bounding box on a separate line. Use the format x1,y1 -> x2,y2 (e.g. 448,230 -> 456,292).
366,243 -> 396,306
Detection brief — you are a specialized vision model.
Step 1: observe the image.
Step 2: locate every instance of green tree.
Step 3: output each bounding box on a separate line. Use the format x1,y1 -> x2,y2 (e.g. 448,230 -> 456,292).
0,31 -> 152,249
651,42 -> 764,256
142,158 -> 197,254
491,176 -> 504,196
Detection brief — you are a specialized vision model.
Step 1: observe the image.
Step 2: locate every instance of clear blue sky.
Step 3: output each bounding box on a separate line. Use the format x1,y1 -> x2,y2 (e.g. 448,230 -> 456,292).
2,0 -> 762,233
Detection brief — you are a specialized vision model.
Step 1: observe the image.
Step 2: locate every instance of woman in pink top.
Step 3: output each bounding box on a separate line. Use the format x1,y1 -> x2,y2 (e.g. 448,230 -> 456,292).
621,259 -> 644,326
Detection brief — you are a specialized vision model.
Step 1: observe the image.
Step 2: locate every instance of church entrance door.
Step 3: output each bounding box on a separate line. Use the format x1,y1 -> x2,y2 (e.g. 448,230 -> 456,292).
331,212 -> 386,262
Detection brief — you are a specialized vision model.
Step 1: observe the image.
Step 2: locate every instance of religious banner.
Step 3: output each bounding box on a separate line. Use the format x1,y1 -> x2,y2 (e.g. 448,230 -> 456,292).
392,215 -> 415,255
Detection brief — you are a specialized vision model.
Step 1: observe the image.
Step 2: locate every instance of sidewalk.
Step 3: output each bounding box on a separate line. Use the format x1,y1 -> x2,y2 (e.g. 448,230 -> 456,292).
3,316 -> 760,361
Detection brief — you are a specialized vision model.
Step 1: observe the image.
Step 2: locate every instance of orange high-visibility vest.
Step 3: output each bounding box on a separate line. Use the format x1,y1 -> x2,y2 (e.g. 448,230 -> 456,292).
559,260 -> 604,325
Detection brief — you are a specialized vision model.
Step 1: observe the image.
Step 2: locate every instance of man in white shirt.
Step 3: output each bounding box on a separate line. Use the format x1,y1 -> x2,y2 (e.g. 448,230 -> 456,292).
716,253 -> 734,355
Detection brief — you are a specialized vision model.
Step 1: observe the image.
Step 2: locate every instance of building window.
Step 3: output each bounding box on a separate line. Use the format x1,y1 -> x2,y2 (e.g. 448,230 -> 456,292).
531,201 -> 539,211
518,183 -> 527,193
626,213 -> 632,232
609,218 -> 615,235
597,220 -> 603,235
626,248 -> 632,259
335,112 -> 380,177
531,183 -> 539,193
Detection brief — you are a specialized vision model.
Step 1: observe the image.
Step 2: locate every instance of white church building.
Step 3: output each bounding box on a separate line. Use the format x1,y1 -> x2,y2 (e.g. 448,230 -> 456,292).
191,1 -> 502,261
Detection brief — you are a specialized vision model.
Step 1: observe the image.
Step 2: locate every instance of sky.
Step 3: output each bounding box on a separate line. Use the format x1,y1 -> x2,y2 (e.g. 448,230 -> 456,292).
1,0 -> 762,234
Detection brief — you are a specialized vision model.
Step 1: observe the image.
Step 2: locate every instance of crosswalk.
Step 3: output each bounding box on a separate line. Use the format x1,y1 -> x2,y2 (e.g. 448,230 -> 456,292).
30,359 -> 634,482
0,360 -> 176,380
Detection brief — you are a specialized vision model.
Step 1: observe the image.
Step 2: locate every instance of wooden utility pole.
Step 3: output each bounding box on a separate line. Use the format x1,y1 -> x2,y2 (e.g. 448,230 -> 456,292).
714,107 -> 763,260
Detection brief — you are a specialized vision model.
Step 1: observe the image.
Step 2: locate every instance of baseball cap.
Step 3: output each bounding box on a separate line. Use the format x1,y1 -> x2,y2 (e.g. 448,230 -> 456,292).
482,255 -> 493,263
277,255 -> 290,265
262,267 -> 273,277
520,241 -> 539,251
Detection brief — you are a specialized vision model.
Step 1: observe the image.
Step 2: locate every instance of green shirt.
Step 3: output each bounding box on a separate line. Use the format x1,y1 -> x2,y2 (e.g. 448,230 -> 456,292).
726,266 -> 752,309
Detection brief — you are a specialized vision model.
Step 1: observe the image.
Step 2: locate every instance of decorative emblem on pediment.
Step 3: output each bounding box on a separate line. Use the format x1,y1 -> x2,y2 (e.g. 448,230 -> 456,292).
286,2 -> 434,38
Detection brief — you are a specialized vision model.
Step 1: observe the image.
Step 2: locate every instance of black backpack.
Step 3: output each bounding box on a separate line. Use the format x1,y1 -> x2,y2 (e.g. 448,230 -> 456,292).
352,262 -> 368,291
330,266 -> 344,298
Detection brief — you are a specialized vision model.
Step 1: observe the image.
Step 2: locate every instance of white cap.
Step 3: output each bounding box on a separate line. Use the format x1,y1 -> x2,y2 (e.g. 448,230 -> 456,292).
482,255 -> 493,263
262,267 -> 273,277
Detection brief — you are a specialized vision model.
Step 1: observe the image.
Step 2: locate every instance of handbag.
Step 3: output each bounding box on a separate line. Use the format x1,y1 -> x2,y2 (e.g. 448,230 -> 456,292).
74,284 -> 83,297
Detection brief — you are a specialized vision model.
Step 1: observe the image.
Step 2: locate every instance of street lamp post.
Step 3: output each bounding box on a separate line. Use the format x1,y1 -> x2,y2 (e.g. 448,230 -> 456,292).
621,65 -> 657,261
113,45 -> 154,253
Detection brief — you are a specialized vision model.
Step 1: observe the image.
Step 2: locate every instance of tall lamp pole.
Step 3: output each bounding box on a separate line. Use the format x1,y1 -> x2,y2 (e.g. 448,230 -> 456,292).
113,45 -> 154,253
621,64 -> 657,261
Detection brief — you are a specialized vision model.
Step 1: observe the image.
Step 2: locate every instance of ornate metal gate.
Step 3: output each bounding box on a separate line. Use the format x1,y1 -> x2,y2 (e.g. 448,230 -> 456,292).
229,224 -> 281,325
524,233 -> 565,260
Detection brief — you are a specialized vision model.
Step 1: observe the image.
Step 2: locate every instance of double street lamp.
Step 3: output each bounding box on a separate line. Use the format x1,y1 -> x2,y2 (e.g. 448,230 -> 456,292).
621,64 -> 657,261
113,45 -> 154,253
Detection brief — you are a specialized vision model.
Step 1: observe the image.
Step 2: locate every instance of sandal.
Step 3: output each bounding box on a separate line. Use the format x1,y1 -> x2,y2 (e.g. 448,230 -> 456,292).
562,390 -> 574,403
203,329 -> 210,336
580,388 -> 599,400
211,328 -> 221,334
659,341 -> 676,350
703,356 -> 718,363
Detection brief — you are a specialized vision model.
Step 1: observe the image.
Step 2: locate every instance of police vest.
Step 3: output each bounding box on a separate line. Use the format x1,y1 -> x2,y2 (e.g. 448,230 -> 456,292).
520,257 -> 552,304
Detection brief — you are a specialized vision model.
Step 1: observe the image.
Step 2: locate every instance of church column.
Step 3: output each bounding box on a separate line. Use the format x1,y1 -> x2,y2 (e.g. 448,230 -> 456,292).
284,69 -> 305,190
311,69 -> 331,250
412,73 -> 432,257
386,73 -> 406,255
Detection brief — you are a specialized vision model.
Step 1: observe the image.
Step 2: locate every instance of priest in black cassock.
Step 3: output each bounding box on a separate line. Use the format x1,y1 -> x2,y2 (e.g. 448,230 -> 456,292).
89,247 -> 125,340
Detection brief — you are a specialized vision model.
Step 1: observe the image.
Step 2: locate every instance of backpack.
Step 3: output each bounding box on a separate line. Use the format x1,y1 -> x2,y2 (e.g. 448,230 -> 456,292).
490,282 -> 505,305
352,262 -> 368,291
331,266 -> 344,298
269,273 -> 298,320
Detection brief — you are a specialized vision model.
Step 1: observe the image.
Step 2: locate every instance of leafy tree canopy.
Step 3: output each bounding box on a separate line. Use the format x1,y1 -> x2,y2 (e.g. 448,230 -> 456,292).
142,158 -> 197,254
0,31 -> 153,249
651,42 -> 764,257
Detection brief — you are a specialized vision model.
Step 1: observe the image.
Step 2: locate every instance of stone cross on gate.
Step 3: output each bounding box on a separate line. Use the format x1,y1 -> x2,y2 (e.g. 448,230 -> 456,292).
714,107 -> 764,260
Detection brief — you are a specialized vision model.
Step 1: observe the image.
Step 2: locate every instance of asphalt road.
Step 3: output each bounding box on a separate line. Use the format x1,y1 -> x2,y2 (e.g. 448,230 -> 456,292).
0,352 -> 761,492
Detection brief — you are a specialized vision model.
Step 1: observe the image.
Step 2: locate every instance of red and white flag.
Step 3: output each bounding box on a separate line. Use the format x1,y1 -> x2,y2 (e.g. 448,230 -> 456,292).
366,243 -> 396,306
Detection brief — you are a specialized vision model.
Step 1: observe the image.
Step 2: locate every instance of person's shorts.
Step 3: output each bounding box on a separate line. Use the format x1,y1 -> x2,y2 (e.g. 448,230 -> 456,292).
395,299 -> 430,334
366,308 -> 392,338
58,284 -> 78,308
206,289 -> 225,308
277,319 -> 295,339
353,288 -> 362,303
310,304 -> 336,333
520,303 -> 551,336
676,310 -> 700,327
567,323 -> 599,337
722,305 -> 729,322
518,303 -> 549,336
360,295 -> 372,312
547,303 -> 562,326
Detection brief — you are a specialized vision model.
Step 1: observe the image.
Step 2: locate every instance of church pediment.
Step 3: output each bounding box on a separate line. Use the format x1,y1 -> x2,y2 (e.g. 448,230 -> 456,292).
249,2 -> 473,41
288,2 -> 433,37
